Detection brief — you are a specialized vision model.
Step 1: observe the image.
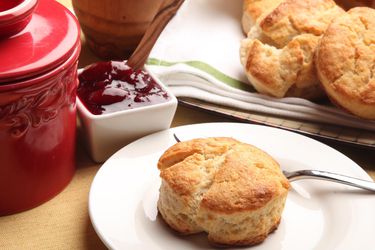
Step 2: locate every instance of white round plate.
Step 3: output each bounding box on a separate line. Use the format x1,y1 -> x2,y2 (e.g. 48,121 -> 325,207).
89,123 -> 375,250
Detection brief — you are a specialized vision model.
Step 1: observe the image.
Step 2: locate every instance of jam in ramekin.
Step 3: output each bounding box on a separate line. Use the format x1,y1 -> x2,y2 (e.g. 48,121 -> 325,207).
77,61 -> 170,115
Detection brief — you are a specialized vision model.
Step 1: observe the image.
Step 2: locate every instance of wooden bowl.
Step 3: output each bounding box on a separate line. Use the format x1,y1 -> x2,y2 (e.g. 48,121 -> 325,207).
72,0 -> 165,59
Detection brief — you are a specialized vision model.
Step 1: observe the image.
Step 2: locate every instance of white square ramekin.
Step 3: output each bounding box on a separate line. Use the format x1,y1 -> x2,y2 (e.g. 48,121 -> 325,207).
76,69 -> 177,163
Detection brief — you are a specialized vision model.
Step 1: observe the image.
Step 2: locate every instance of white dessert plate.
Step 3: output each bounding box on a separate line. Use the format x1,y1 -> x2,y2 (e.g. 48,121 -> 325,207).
89,122 -> 375,250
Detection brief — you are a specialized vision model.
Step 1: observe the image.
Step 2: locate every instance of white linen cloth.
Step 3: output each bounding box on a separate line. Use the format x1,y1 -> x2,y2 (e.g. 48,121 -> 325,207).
146,0 -> 375,131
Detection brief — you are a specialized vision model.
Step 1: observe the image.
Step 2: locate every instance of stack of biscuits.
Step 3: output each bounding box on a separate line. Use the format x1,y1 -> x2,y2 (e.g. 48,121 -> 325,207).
240,0 -> 375,120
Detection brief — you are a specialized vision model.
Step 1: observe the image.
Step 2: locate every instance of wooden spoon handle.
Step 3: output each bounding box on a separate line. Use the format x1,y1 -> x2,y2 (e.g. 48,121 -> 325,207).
127,0 -> 185,70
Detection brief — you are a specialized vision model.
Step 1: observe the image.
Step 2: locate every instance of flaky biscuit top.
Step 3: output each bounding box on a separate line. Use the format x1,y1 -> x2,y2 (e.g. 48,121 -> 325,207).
242,0 -> 283,33
258,0 -> 344,47
316,7 -> 375,105
158,137 -> 290,214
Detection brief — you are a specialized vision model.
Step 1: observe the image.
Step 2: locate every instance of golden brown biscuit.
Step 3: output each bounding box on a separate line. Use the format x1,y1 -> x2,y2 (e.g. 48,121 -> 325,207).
241,33 -> 323,99
240,0 -> 344,99
315,7 -> 375,120
257,0 -> 345,47
157,137 -> 290,246
335,0 -> 375,10
242,0 -> 283,34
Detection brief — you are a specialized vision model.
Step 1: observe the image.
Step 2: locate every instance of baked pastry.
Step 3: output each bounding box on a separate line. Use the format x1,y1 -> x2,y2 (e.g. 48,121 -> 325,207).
335,0 -> 375,10
157,137 -> 290,246
315,7 -> 375,120
242,0 -> 283,34
240,0 -> 344,99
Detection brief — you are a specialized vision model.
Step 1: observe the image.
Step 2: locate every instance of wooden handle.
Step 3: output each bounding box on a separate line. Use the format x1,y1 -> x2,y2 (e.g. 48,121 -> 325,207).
126,0 -> 185,70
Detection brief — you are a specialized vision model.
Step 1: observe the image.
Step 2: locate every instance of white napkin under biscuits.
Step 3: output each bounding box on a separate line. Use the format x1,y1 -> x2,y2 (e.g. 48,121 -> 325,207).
147,0 -> 375,132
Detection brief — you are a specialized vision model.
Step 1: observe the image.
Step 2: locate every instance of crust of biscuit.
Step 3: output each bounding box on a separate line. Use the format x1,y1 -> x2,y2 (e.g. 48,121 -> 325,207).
158,137 -> 238,170
208,218 -> 280,246
241,34 -> 324,98
336,0 -> 375,10
159,138 -> 289,212
240,0 -> 343,99
315,7 -> 375,119
199,147 -> 287,213
259,0 -> 344,47
242,0 -> 283,34
157,138 -> 290,246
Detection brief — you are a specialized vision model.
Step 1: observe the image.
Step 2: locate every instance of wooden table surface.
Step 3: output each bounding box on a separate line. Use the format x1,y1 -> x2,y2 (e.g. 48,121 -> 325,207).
1,1 -> 374,249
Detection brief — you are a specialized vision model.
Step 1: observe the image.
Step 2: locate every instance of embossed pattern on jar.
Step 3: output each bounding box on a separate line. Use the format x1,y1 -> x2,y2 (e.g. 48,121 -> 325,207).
0,67 -> 77,138
0,0 -> 81,215
0,53 -> 79,215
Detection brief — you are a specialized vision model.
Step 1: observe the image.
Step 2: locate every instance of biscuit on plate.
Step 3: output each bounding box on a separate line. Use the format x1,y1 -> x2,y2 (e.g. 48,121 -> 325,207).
157,137 -> 290,246
240,0 -> 344,99
315,7 -> 375,120
242,0 -> 283,34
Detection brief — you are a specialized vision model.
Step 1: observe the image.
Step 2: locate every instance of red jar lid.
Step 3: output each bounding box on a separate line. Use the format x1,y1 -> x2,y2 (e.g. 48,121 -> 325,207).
0,0 -> 80,84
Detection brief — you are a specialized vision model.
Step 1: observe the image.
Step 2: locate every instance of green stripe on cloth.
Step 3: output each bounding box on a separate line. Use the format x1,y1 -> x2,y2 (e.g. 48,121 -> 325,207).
147,58 -> 254,92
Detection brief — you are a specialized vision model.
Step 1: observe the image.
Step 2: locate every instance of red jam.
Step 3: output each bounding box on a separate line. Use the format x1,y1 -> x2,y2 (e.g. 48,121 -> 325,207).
0,0 -> 23,12
77,61 -> 170,115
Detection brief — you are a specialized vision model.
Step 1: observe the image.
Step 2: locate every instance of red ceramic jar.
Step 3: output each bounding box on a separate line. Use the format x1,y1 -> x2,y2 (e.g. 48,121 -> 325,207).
0,0 -> 37,37
0,0 -> 81,215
